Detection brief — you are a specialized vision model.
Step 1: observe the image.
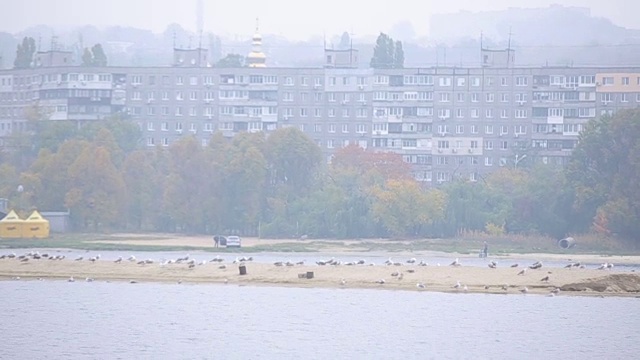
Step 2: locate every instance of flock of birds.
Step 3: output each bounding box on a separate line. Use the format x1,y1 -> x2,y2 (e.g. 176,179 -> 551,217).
0,251 -> 623,296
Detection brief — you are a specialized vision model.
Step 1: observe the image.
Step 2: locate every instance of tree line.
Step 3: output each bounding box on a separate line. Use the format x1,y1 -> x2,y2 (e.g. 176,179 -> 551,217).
0,109 -> 638,243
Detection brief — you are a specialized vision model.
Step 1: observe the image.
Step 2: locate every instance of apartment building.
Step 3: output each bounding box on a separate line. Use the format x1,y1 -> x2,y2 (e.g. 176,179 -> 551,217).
1,50 -> 639,185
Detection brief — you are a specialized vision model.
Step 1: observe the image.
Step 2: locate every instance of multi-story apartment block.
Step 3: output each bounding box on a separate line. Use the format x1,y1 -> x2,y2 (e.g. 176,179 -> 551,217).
1,36 -> 639,186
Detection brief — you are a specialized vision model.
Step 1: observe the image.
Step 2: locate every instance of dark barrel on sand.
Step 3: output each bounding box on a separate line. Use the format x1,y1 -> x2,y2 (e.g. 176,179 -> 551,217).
558,237 -> 576,249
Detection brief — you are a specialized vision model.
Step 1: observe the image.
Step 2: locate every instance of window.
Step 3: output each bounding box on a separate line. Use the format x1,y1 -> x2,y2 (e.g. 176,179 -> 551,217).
486,93 -> 494,103
419,92 -> 433,101
456,109 -> 464,118
314,124 -> 322,132
314,108 -> 322,117
438,77 -> 451,87
283,92 -> 293,102
457,93 -> 465,102
471,77 -> 480,87
470,140 -> 479,149
357,108 -> 367,118
602,77 -> 614,85
471,109 -> 479,118
501,93 -> 509,103
456,125 -> 464,134
342,109 -> 350,118
485,157 -> 493,166
485,109 -> 493,118
300,108 -> 308,117
189,76 -> 198,85
515,76 -> 528,86
471,93 -> 479,102
329,124 -> 336,133
190,91 -> 197,100
485,125 -> 493,134
439,93 -> 450,102
621,94 -> 628,102
327,93 -> 336,102
342,77 -> 349,85
601,93 -> 612,103
501,77 -> 508,86
176,76 -> 183,85
500,141 -> 508,150
284,77 -> 294,86
131,75 -> 142,84
500,125 -> 508,135
356,124 -> 367,133
175,107 -> 183,116
342,124 -> 349,133
176,91 -> 183,101
470,125 -> 479,134
328,108 -> 335,117
456,77 -> 466,87
515,109 -> 528,118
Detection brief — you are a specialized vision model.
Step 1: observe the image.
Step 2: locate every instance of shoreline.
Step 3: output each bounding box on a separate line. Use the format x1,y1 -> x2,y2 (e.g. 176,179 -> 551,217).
2,258 -> 639,298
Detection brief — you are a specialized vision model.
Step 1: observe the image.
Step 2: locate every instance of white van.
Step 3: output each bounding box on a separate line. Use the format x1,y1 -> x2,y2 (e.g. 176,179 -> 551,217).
226,236 -> 241,248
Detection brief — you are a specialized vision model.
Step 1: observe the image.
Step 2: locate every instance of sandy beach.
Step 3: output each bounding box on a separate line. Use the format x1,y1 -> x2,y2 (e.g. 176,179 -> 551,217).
2,255 -> 639,297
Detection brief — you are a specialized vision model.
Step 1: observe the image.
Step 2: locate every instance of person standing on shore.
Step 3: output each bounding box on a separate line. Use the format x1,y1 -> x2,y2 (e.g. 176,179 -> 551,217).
483,241 -> 488,258
213,235 -> 219,248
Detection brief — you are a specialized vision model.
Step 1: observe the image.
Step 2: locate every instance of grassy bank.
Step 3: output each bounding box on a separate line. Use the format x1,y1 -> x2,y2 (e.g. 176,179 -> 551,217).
0,232 -> 638,256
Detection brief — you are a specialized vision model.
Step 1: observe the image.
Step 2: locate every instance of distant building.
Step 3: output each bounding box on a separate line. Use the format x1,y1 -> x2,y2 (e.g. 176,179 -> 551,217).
34,50 -> 74,67
324,48 -> 359,69
1,29 -> 640,187
173,47 -> 209,67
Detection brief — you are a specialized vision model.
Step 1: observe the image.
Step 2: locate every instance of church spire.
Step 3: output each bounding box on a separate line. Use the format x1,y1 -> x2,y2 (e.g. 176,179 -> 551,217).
247,17 -> 266,67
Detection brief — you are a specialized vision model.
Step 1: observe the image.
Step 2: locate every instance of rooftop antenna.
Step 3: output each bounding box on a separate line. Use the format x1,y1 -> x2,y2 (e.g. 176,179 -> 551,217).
507,27 -> 513,67
173,30 -> 177,49
196,0 -> 204,35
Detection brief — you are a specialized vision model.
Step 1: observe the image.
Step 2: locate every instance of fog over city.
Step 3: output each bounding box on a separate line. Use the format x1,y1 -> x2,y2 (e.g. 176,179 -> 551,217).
2,0 -> 638,40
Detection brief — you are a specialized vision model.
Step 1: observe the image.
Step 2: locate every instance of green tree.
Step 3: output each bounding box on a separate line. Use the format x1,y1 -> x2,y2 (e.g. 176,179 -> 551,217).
65,145 -> 126,230
91,43 -> 107,66
370,33 -> 404,69
567,109 -> 640,241
370,33 -> 394,69
82,48 -> 93,66
216,53 -> 244,68
393,40 -> 404,68
13,37 -> 35,69
122,150 -> 161,230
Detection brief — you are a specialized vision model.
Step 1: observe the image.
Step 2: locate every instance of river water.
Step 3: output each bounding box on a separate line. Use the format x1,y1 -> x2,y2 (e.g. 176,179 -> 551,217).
1,280 -> 638,359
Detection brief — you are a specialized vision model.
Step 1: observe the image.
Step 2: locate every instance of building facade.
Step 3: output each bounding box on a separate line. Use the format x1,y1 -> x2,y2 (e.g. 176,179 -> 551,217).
1,53 -> 639,185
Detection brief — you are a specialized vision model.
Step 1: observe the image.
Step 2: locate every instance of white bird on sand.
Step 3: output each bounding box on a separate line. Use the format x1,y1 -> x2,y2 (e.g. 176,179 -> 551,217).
68,276 -> 75,282
520,287 -> 529,294
85,277 -> 94,282
450,258 -> 460,267
398,272 -> 404,280
376,279 -> 386,284
128,255 -> 136,262
488,261 -> 497,269
340,278 -> 346,286
74,256 -> 83,261
453,280 -> 461,289
517,268 -> 527,276
114,257 -> 122,263
407,258 -> 416,264
463,285 -> 468,292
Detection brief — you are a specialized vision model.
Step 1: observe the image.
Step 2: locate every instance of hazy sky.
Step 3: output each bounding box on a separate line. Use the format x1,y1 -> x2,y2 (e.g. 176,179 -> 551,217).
2,0 -> 638,40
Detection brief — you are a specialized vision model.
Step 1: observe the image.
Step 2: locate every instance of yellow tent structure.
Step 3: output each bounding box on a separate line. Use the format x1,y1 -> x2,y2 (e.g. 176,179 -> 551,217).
23,210 -> 50,238
0,210 -> 24,238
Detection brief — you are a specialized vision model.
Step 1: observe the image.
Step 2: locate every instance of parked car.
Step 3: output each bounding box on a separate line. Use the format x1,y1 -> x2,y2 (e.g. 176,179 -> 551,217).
226,236 -> 241,248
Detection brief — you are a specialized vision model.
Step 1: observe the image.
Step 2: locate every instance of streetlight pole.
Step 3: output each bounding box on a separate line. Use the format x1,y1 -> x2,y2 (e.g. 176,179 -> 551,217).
16,185 -> 24,214
514,154 -> 527,169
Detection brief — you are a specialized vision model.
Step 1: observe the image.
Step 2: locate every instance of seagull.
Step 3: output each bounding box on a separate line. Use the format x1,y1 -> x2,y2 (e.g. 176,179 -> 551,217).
418,260 -> 428,266
501,284 -> 509,291
450,258 -> 460,267
68,276 -> 75,282
551,288 -> 560,294
463,285 -> 468,292
129,280 -> 137,284
114,257 -> 123,263
407,258 -> 416,264
398,272 -> 404,280
484,285 -> 490,290
517,268 -> 527,276
519,287 -> 529,294
510,263 -> 518,268
376,279 -> 385,284
488,261 -> 497,269
74,256 -> 83,261
340,278 -> 346,286
416,283 -> 425,289
529,261 -> 542,270
565,263 -> 574,268
391,271 -> 399,277
224,278 -> 229,284
85,277 -> 94,282
540,275 -> 550,282
128,255 -> 136,262
453,280 -> 461,289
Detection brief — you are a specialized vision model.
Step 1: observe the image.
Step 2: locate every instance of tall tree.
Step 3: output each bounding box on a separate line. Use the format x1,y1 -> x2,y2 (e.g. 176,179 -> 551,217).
81,48 -> 93,66
13,37 -> 35,69
393,40 -> 404,68
91,43 -> 108,66
339,31 -> 351,50
567,109 -> 640,241
370,33 -> 394,69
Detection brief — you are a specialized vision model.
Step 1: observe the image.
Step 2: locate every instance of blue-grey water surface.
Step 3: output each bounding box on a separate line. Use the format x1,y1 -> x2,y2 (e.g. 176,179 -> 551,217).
1,280 -> 638,359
